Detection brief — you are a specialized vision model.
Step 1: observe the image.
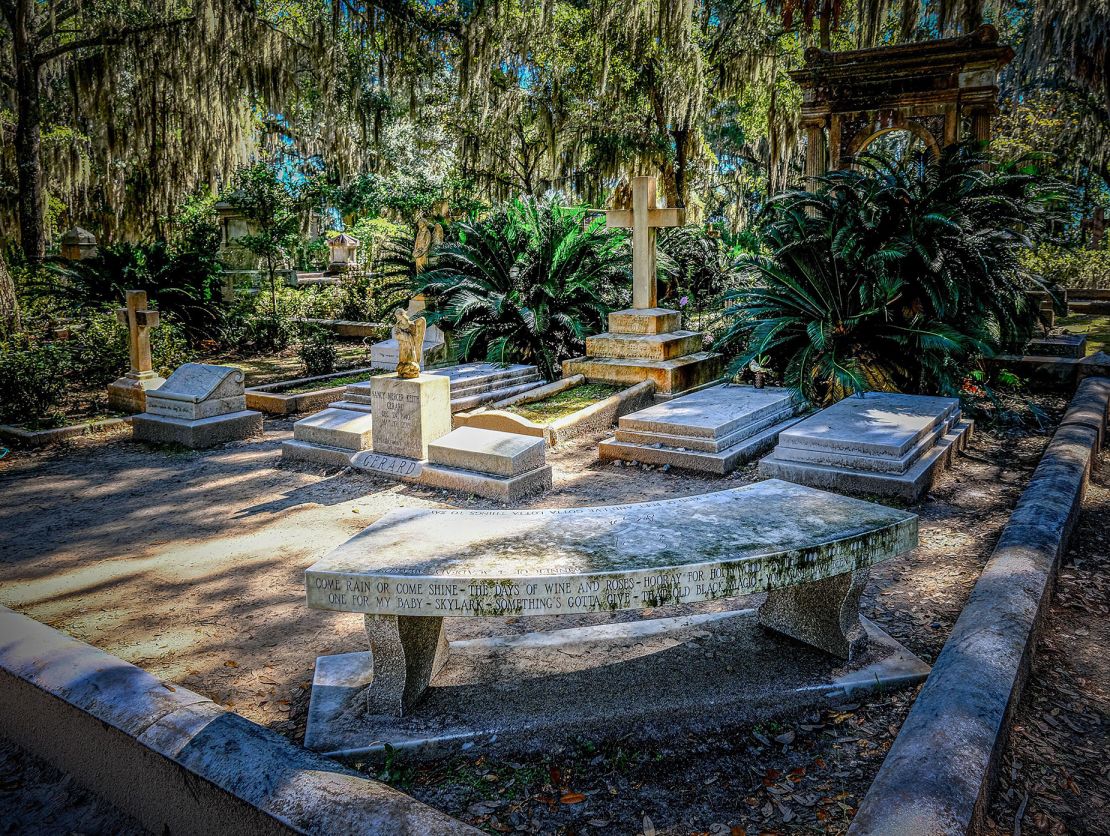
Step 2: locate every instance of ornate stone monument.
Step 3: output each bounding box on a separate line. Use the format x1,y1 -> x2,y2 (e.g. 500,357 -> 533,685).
59,226 -> 98,261
132,363 -> 263,448
563,176 -> 721,396
325,233 -> 360,275
107,290 -> 166,414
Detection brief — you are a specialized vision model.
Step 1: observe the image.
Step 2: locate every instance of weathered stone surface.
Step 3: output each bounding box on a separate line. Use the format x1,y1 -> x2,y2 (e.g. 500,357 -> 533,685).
148,363 -> 245,406
131,410 -> 263,449
850,378 -> 1110,836
107,372 -> 164,415
350,450 -> 424,479
453,410 -> 548,442
427,426 -> 546,477
597,385 -> 802,474
338,362 -> 544,414
305,611 -> 929,760
600,416 -> 803,475
370,336 -> 446,371
280,439 -> 357,468
0,606 -> 478,835
418,462 -> 553,501
369,373 -> 451,460
562,351 -> 723,394
1026,334 -> 1087,359
761,392 -> 971,502
292,408 -> 374,451
762,420 -> 973,503
607,307 -> 681,335
585,330 -> 703,361
776,392 -> 959,458
758,569 -> 869,660
619,384 -> 796,441
306,479 -> 917,618
146,394 -> 246,421
362,615 -> 449,716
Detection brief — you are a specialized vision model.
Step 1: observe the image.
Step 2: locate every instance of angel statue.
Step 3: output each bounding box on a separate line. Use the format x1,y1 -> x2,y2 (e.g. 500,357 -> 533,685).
392,308 -> 426,379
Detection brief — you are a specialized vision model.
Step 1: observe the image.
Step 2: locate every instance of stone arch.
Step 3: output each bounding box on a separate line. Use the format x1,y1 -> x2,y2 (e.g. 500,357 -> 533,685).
851,121 -> 941,160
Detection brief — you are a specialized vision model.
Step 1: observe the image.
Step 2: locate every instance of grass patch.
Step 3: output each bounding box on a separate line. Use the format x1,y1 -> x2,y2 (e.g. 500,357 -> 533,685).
507,383 -> 620,424
1055,313 -> 1110,355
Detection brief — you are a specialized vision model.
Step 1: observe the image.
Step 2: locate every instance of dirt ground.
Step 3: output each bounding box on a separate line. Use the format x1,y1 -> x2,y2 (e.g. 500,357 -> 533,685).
0,395 -> 1065,834
985,449 -> 1110,836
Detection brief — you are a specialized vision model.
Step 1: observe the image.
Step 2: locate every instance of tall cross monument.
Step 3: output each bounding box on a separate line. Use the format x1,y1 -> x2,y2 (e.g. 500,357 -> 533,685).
562,174 -> 722,395
107,290 -> 166,413
605,176 -> 685,309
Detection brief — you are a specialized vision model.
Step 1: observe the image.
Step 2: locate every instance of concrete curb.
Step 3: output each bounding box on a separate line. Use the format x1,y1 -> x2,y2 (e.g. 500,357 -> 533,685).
0,416 -> 132,447
0,606 -> 478,835
849,376 -> 1110,835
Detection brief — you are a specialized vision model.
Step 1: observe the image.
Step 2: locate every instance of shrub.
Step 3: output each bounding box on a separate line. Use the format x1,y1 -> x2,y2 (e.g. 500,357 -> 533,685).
298,329 -> 338,377
0,338 -> 69,425
418,195 -> 628,380
1021,244 -> 1110,290
724,145 -> 1066,403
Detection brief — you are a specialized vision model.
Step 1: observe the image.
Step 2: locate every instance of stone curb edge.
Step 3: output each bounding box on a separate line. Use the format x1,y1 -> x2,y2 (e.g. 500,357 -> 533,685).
0,606 -> 478,835
848,376 -> 1110,835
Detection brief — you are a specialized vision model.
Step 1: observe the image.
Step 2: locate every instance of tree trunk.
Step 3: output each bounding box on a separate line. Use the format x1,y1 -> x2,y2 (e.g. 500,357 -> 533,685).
13,2 -> 45,266
0,250 -> 21,341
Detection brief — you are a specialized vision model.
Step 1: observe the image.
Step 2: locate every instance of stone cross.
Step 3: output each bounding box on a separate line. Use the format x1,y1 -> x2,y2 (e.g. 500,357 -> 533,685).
115,290 -> 160,375
605,176 -> 685,309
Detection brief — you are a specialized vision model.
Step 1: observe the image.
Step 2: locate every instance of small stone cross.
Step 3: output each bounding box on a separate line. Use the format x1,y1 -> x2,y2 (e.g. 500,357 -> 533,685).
605,176 -> 685,309
116,290 -> 160,375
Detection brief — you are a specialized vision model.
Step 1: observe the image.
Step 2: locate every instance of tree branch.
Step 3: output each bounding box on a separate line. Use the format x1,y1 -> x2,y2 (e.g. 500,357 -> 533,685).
34,14 -> 195,66
35,2 -> 80,43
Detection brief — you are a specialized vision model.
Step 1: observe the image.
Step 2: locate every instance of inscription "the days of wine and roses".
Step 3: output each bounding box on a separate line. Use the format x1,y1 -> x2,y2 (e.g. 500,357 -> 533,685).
309,556 -> 839,616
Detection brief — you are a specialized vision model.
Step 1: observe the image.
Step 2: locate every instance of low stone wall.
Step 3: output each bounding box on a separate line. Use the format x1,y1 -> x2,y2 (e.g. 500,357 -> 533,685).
0,606 -> 476,835
849,376 -> 1110,835
246,368 -> 378,415
0,416 -> 132,447
291,318 -> 389,339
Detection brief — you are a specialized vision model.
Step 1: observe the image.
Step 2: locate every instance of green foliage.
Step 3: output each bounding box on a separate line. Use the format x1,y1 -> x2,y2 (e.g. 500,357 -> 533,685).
657,225 -> 742,337
297,328 -> 338,377
219,297 -> 294,354
725,145 -> 1066,404
226,162 -> 301,316
0,338 -> 69,425
418,196 -> 629,381
1021,244 -> 1110,290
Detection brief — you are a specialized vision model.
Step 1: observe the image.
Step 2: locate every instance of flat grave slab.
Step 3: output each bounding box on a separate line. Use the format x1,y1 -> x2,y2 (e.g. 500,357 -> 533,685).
760,392 -> 972,501
599,384 -> 803,474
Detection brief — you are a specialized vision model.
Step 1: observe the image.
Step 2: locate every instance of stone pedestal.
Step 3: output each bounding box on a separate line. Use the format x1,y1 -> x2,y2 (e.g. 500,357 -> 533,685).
369,374 -> 452,460
562,308 -> 722,396
107,371 -> 166,414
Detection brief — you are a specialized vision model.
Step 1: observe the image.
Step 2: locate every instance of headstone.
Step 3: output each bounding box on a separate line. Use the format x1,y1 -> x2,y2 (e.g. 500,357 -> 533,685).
1026,334 -> 1087,359
368,373 -> 452,460
599,384 -> 804,474
282,362 -> 544,466
59,226 -> 98,261
131,363 -> 263,448
759,391 -> 973,501
325,233 -> 360,275
562,176 -> 721,396
107,290 -> 166,414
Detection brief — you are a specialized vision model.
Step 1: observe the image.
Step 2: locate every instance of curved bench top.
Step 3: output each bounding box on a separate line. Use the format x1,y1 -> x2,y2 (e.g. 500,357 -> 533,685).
306,479 -> 917,617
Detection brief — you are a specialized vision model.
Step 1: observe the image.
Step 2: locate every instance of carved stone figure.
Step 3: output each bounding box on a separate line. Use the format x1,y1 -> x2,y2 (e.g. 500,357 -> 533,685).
392,308 -> 426,379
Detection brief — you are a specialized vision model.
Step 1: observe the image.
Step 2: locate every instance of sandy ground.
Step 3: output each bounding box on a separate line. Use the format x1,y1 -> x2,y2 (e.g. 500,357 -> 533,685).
0,397 -> 1065,834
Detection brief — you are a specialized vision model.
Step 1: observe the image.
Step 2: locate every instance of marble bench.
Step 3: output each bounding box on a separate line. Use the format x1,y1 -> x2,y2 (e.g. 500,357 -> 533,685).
306,479 -> 918,717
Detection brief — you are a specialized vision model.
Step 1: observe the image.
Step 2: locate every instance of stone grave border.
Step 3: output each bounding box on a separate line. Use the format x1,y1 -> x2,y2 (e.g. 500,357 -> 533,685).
0,415 -> 133,448
246,366 -> 380,415
983,351 -> 1110,389
454,378 -> 656,445
0,606 -> 476,835
849,376 -> 1110,835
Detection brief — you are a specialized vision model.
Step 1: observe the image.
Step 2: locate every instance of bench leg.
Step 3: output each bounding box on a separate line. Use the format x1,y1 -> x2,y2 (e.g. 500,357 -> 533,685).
757,569 -> 868,662
363,615 -> 449,716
